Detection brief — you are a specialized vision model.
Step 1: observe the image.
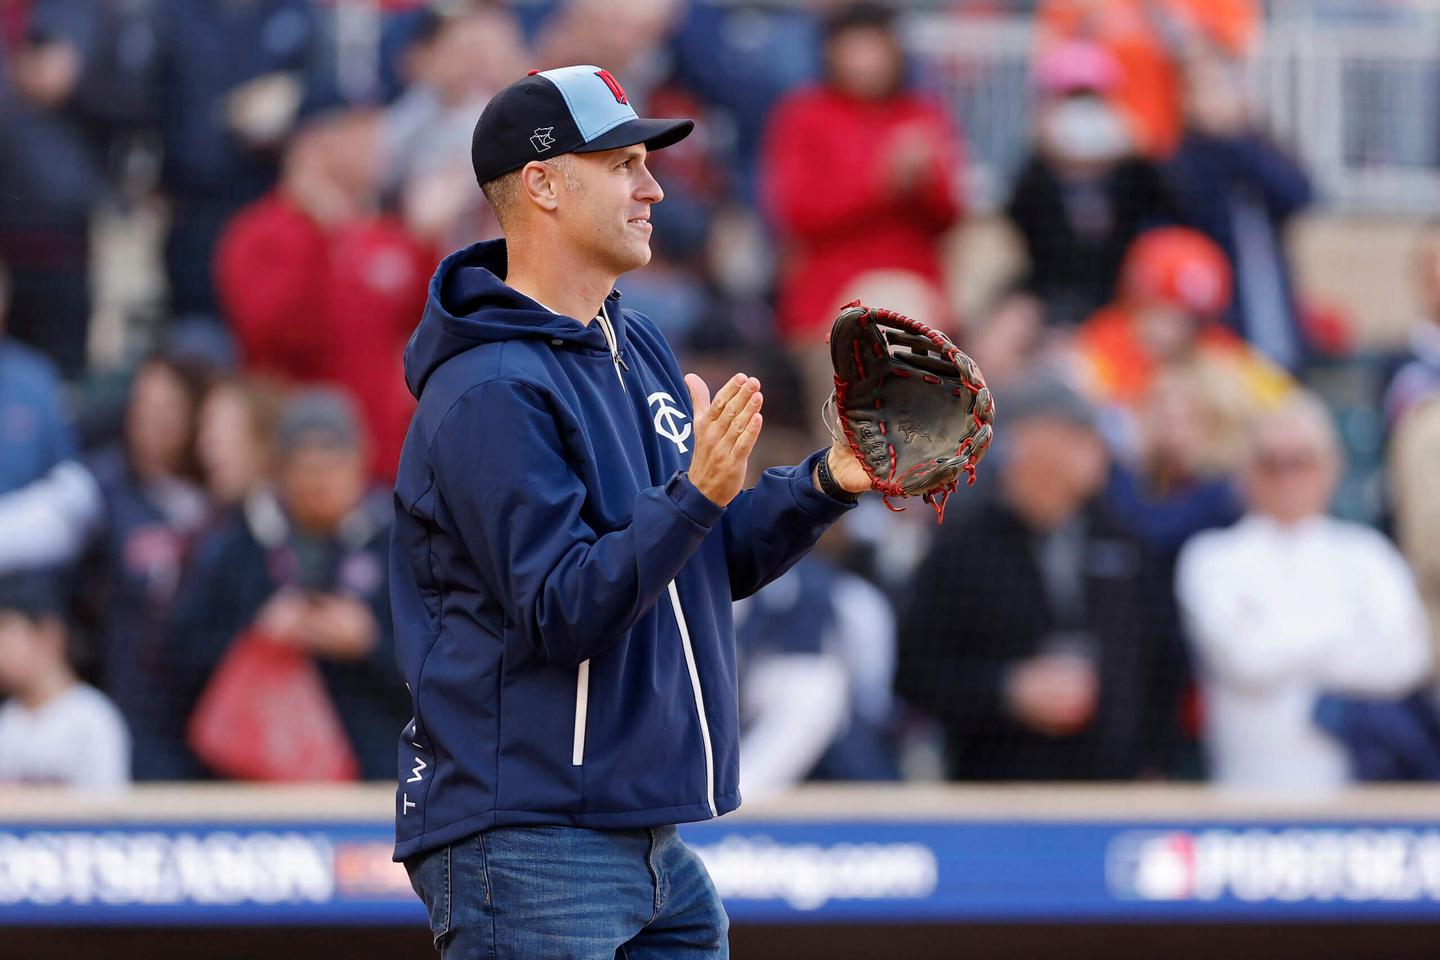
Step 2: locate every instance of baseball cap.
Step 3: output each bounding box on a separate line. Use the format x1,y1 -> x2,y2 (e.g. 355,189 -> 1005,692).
1000,373 -> 1098,431
277,388 -> 365,458
471,65 -> 694,186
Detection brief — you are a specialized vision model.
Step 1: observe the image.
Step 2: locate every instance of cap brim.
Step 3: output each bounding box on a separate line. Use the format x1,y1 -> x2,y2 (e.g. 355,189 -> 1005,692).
575,117 -> 694,155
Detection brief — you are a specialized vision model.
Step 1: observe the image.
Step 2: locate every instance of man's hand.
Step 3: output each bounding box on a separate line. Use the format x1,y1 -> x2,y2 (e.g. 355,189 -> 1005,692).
820,438 -> 873,495
683,372 -> 764,507
298,595 -> 379,661
1005,652 -> 1099,737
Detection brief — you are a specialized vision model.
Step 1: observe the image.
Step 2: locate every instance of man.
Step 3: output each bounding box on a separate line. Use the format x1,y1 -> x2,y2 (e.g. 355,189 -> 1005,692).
1177,393 -> 1432,792
171,389 -> 406,780
391,65 -> 871,959
896,376 -> 1182,780
0,571 -> 130,789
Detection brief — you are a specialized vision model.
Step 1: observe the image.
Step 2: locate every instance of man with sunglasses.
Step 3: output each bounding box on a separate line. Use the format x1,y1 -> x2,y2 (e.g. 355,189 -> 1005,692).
1176,392 -> 1432,792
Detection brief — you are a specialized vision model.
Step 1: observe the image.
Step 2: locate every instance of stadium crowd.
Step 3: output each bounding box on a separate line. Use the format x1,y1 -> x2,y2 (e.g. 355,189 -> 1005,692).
2,0 -> 1439,796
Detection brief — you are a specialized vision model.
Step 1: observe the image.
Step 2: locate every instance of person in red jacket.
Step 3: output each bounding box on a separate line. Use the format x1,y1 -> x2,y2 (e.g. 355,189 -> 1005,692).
214,110 -> 436,483
762,2 -> 964,343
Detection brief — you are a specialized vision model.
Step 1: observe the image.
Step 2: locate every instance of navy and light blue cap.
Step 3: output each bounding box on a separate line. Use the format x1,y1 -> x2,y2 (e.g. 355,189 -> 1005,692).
471,65 -> 694,186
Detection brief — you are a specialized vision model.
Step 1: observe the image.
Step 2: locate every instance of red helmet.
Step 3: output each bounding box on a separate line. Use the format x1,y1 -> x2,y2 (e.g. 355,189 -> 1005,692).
1121,227 -> 1233,317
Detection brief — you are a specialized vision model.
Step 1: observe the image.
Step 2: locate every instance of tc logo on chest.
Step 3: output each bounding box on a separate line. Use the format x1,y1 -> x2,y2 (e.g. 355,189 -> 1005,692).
648,391 -> 692,453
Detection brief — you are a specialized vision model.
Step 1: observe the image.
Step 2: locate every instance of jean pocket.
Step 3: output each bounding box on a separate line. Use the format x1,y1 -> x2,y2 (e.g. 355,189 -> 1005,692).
406,843 -> 452,949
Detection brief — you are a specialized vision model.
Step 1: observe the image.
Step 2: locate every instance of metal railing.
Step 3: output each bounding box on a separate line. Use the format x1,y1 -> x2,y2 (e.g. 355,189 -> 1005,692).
906,9 -> 1440,215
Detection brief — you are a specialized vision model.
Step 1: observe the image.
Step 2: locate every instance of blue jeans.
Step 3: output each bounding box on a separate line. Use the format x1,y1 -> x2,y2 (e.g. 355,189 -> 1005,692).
405,825 -> 729,959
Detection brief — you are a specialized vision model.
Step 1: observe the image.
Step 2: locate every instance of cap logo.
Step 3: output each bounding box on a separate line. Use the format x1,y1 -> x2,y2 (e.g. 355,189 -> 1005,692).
531,126 -> 556,152
595,69 -> 628,105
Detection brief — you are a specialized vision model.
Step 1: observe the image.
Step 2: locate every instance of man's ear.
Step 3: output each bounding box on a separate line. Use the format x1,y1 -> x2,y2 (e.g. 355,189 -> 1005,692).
519,160 -> 561,213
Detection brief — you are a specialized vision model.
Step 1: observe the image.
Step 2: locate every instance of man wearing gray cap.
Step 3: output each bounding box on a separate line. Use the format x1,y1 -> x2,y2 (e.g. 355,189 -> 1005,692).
896,374 -> 1181,782
170,388 -> 408,780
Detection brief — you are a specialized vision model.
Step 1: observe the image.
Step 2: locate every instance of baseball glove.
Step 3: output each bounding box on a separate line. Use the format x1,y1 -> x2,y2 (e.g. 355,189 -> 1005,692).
825,299 -> 995,521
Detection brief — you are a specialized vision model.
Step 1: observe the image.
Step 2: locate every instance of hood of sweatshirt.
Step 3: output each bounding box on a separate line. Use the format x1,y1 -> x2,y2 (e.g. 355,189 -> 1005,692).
403,238 -> 625,398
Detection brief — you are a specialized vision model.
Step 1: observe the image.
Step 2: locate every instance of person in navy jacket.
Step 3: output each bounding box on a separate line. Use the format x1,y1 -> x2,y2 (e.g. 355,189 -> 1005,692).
392,66 -> 872,959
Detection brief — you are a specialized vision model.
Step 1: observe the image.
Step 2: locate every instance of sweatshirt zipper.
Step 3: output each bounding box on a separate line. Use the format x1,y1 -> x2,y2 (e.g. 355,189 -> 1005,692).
578,307 -> 717,819
574,308 -> 625,766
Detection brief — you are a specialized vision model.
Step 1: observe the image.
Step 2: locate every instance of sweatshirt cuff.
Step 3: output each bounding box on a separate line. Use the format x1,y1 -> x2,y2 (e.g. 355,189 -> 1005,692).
667,472 -> 725,528
789,448 -> 860,521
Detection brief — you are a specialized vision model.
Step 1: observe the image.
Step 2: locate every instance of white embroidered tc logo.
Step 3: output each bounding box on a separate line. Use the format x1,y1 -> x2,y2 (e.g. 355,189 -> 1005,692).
531,126 -> 556,152
648,392 -> 692,453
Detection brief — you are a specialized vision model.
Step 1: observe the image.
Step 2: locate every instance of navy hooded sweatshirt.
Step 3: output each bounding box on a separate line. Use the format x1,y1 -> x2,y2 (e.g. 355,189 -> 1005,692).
391,240 -> 853,861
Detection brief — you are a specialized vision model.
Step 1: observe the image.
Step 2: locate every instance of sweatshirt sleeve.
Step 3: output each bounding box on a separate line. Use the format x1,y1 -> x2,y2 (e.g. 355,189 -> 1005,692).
432,379 -> 725,667
721,449 -> 855,602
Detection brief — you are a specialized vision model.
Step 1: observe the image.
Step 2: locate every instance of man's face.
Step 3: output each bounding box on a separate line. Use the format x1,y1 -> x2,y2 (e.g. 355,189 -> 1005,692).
1243,423 -> 1338,525
0,613 -> 46,696
826,27 -> 903,100
279,444 -> 368,535
558,145 -> 664,276
1001,418 -> 1108,531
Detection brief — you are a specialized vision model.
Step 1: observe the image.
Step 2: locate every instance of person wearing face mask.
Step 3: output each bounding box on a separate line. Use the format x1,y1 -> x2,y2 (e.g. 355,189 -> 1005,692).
1006,41 -> 1177,328
762,2 -> 965,343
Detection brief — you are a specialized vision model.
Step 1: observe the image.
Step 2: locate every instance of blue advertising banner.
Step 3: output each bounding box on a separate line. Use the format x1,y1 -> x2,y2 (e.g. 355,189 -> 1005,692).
3,818 -> 1440,925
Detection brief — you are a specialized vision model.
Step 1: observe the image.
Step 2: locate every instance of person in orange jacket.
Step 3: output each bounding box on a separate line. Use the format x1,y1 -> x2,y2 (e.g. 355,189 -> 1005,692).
1076,227 -> 1291,467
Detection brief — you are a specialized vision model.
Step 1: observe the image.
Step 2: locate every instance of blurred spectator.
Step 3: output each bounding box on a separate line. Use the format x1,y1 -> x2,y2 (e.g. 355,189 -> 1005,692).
534,0 -> 681,108
0,354 -> 214,777
383,2 -> 528,248
1038,0 -> 1260,158
735,428 -> 900,801
736,549 -> 899,801
896,376 -> 1182,780
155,0 -> 319,315
196,376 -> 284,510
215,111 -> 434,483
0,571 -> 130,789
1075,226 -> 1292,460
762,2 -> 964,343
960,283 -> 1067,390
0,0 -> 155,377
1177,393 -> 1432,792
1387,224 -> 1440,663
169,390 -> 406,780
1006,41 -> 1176,327
1104,368 -> 1243,568
669,0 -> 822,204
76,353 -> 214,779
0,256 -> 76,493
1385,221 -> 1440,428
1166,45 -> 1314,371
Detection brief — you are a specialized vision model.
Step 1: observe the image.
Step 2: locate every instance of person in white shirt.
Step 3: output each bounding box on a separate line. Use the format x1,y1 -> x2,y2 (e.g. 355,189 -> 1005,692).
1175,391 -> 1432,793
0,573 -> 130,790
